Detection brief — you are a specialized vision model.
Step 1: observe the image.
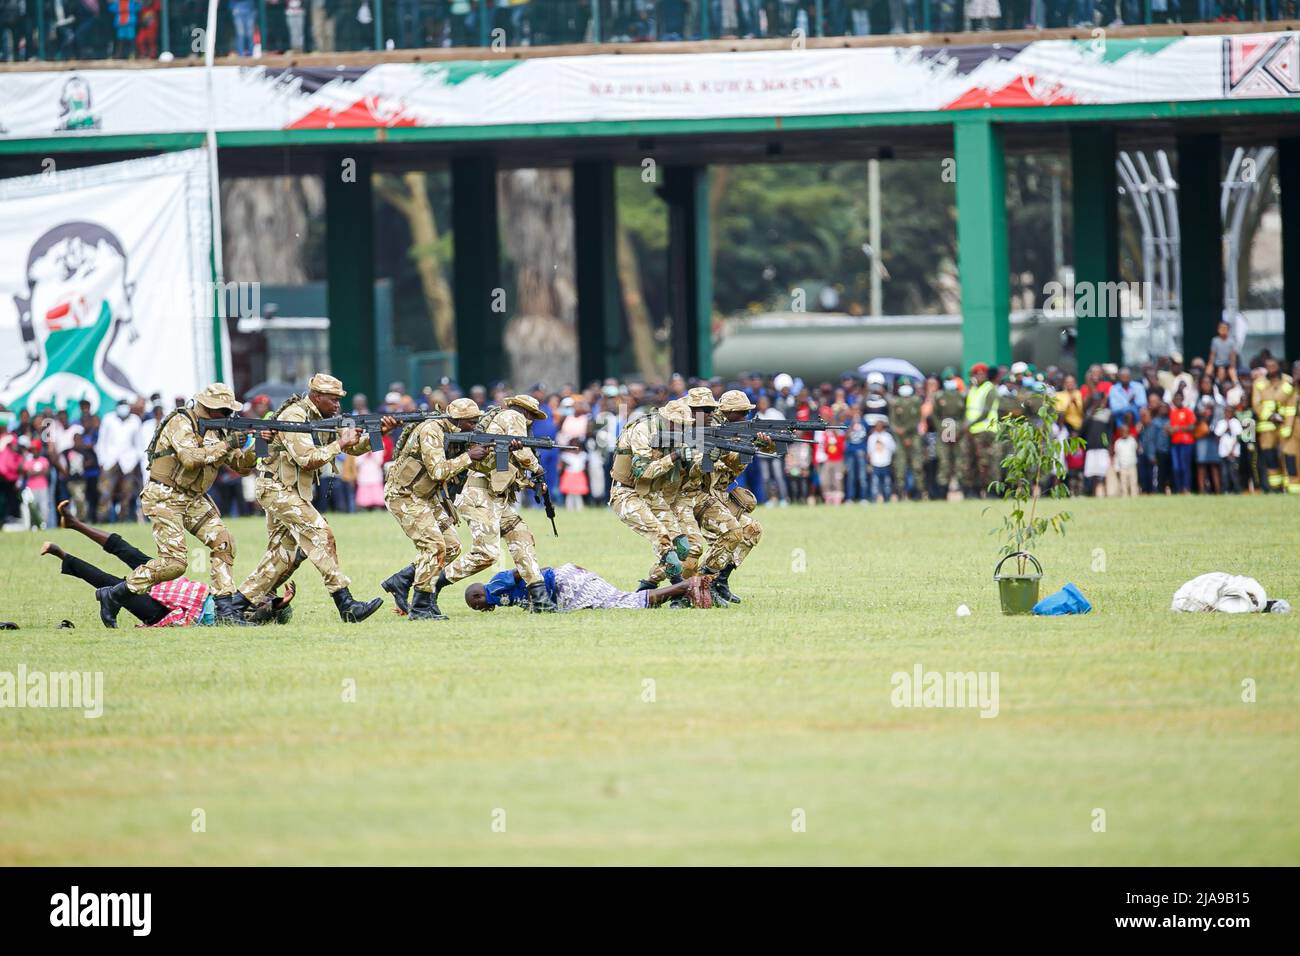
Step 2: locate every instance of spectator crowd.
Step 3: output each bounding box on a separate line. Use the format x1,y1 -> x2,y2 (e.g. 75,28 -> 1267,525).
3,329 -> 1295,532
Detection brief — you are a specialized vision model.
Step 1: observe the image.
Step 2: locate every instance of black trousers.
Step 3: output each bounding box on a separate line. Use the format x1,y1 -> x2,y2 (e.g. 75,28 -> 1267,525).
60,533 -> 169,626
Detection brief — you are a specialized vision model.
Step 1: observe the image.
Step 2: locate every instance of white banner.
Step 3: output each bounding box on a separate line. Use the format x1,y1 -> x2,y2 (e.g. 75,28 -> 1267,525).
0,149 -> 218,416
0,33 -> 1295,141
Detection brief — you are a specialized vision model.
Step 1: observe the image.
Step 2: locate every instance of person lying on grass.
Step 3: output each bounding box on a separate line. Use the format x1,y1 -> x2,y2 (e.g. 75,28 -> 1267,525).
464,563 -> 717,612
42,501 -> 294,628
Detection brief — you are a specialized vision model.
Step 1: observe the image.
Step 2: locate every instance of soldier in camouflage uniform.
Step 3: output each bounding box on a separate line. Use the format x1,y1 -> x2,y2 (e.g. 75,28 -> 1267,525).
380,397 -> 482,622
962,362 -> 1000,497
435,394 -> 557,613
228,373 -> 394,623
890,379 -> 925,501
609,400 -> 695,584
931,367 -> 966,499
696,389 -> 771,604
638,388 -> 727,601
95,383 -> 257,627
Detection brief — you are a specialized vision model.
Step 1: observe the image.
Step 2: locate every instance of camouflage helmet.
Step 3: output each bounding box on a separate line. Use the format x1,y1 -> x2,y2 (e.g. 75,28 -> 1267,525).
194,382 -> 241,412
717,389 -> 755,413
446,398 -> 481,419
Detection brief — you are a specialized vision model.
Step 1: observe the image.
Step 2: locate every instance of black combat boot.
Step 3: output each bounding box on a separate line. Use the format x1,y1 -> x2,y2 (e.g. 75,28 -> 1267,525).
332,587 -> 383,623
408,588 -> 447,621
382,564 -> 417,615
95,580 -> 130,628
636,579 -> 657,592
527,580 -> 558,613
696,567 -> 729,609
214,592 -> 255,626
714,564 -> 741,604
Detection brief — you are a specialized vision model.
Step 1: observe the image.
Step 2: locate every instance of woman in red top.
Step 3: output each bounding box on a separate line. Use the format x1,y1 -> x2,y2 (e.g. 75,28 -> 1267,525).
816,404 -> 847,504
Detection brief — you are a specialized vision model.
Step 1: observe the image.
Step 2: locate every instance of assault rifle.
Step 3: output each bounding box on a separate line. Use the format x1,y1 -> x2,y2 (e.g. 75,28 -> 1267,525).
524,470 -> 559,536
200,411 -> 448,456
443,431 -> 579,472
709,418 -> 846,449
653,426 -> 781,474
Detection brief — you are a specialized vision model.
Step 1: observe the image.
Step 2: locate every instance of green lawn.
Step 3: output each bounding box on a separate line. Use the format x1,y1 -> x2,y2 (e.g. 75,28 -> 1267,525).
1,496 -> 1297,865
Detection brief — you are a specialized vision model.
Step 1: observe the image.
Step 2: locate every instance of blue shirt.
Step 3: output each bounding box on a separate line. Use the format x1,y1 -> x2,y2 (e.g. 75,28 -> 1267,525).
484,568 -> 557,607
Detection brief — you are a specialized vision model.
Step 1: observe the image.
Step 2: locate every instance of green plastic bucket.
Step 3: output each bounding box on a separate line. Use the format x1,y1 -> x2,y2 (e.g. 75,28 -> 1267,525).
994,552 -> 1043,616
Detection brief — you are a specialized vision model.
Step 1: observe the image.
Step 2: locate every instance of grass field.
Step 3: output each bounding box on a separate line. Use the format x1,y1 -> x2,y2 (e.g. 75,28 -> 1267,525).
1,495 -> 1297,865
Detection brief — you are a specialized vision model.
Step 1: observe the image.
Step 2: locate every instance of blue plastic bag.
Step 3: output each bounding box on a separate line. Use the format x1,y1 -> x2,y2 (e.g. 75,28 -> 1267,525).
1032,582 -> 1092,616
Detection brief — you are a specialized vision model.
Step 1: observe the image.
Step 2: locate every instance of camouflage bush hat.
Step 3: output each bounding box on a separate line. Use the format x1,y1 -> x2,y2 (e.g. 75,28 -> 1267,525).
717,389 -> 755,413
308,373 -> 346,397
685,386 -> 719,409
506,394 -> 548,421
195,383 -> 241,412
659,400 -> 692,425
446,398 -> 481,419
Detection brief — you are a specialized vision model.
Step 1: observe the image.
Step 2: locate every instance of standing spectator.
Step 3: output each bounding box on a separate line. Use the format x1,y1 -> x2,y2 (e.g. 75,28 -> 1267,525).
1111,425 -> 1139,497
755,396 -> 788,505
816,411 -> 846,505
1107,367 -> 1146,426
335,450 -> 358,513
230,0 -> 256,55
1168,389 -> 1196,494
844,408 -> 868,503
866,419 -> 896,503
1053,373 -> 1084,435
135,0 -> 158,55
1150,401 -> 1173,494
1194,398 -> 1222,495
0,0 -> 25,62
1231,387 -> 1258,493
96,398 -> 142,523
785,437 -> 813,505
1217,405 -> 1244,494
21,437 -> 51,530
353,448 -> 386,511
108,0 -> 138,58
559,445 -> 589,510
1136,406 -> 1158,494
0,433 -> 20,526
285,0 -> 306,50
1081,391 -> 1112,496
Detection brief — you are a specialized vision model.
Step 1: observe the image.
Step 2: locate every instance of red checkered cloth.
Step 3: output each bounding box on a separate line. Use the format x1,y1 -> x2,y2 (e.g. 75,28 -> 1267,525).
143,577 -> 210,628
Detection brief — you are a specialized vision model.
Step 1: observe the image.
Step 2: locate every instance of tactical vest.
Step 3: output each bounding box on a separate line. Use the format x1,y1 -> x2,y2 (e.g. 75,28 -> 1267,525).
146,408 -> 218,495
613,414 -> 680,492
388,418 -> 449,498
264,395 -> 330,493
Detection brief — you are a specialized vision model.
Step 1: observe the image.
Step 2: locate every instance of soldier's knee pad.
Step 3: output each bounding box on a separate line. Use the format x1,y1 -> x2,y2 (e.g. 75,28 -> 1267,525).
211,528 -> 236,563
156,558 -> 187,581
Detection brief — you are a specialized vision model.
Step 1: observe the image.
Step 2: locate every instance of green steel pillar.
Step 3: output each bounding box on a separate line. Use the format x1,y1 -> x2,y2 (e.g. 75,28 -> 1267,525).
573,161 -> 623,383
954,119 -> 1011,372
451,156 -> 506,389
325,153 -> 378,401
1070,125 -> 1122,370
1176,133 -> 1223,360
659,165 -> 713,378
1280,138 -> 1300,365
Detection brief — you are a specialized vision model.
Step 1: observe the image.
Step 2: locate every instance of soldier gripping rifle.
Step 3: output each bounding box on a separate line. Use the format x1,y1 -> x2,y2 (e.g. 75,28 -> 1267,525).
200,410 -> 451,457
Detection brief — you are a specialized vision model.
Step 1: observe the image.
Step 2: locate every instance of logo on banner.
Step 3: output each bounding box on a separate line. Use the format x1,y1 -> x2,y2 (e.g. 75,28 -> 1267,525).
57,75 -> 102,131
1224,35 -> 1300,98
1,221 -> 141,415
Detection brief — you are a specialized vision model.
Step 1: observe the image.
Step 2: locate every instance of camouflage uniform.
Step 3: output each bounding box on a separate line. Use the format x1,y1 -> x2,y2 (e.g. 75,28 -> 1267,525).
444,398 -> 546,586
384,417 -> 469,590
609,403 -> 693,577
699,409 -> 764,573
126,384 -> 255,597
962,371 -> 999,494
889,391 -> 925,496
238,390 -> 373,602
932,386 -> 966,494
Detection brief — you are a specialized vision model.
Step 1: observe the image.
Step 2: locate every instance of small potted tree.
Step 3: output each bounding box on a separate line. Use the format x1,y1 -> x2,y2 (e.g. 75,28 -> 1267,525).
988,400 -> 1085,615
